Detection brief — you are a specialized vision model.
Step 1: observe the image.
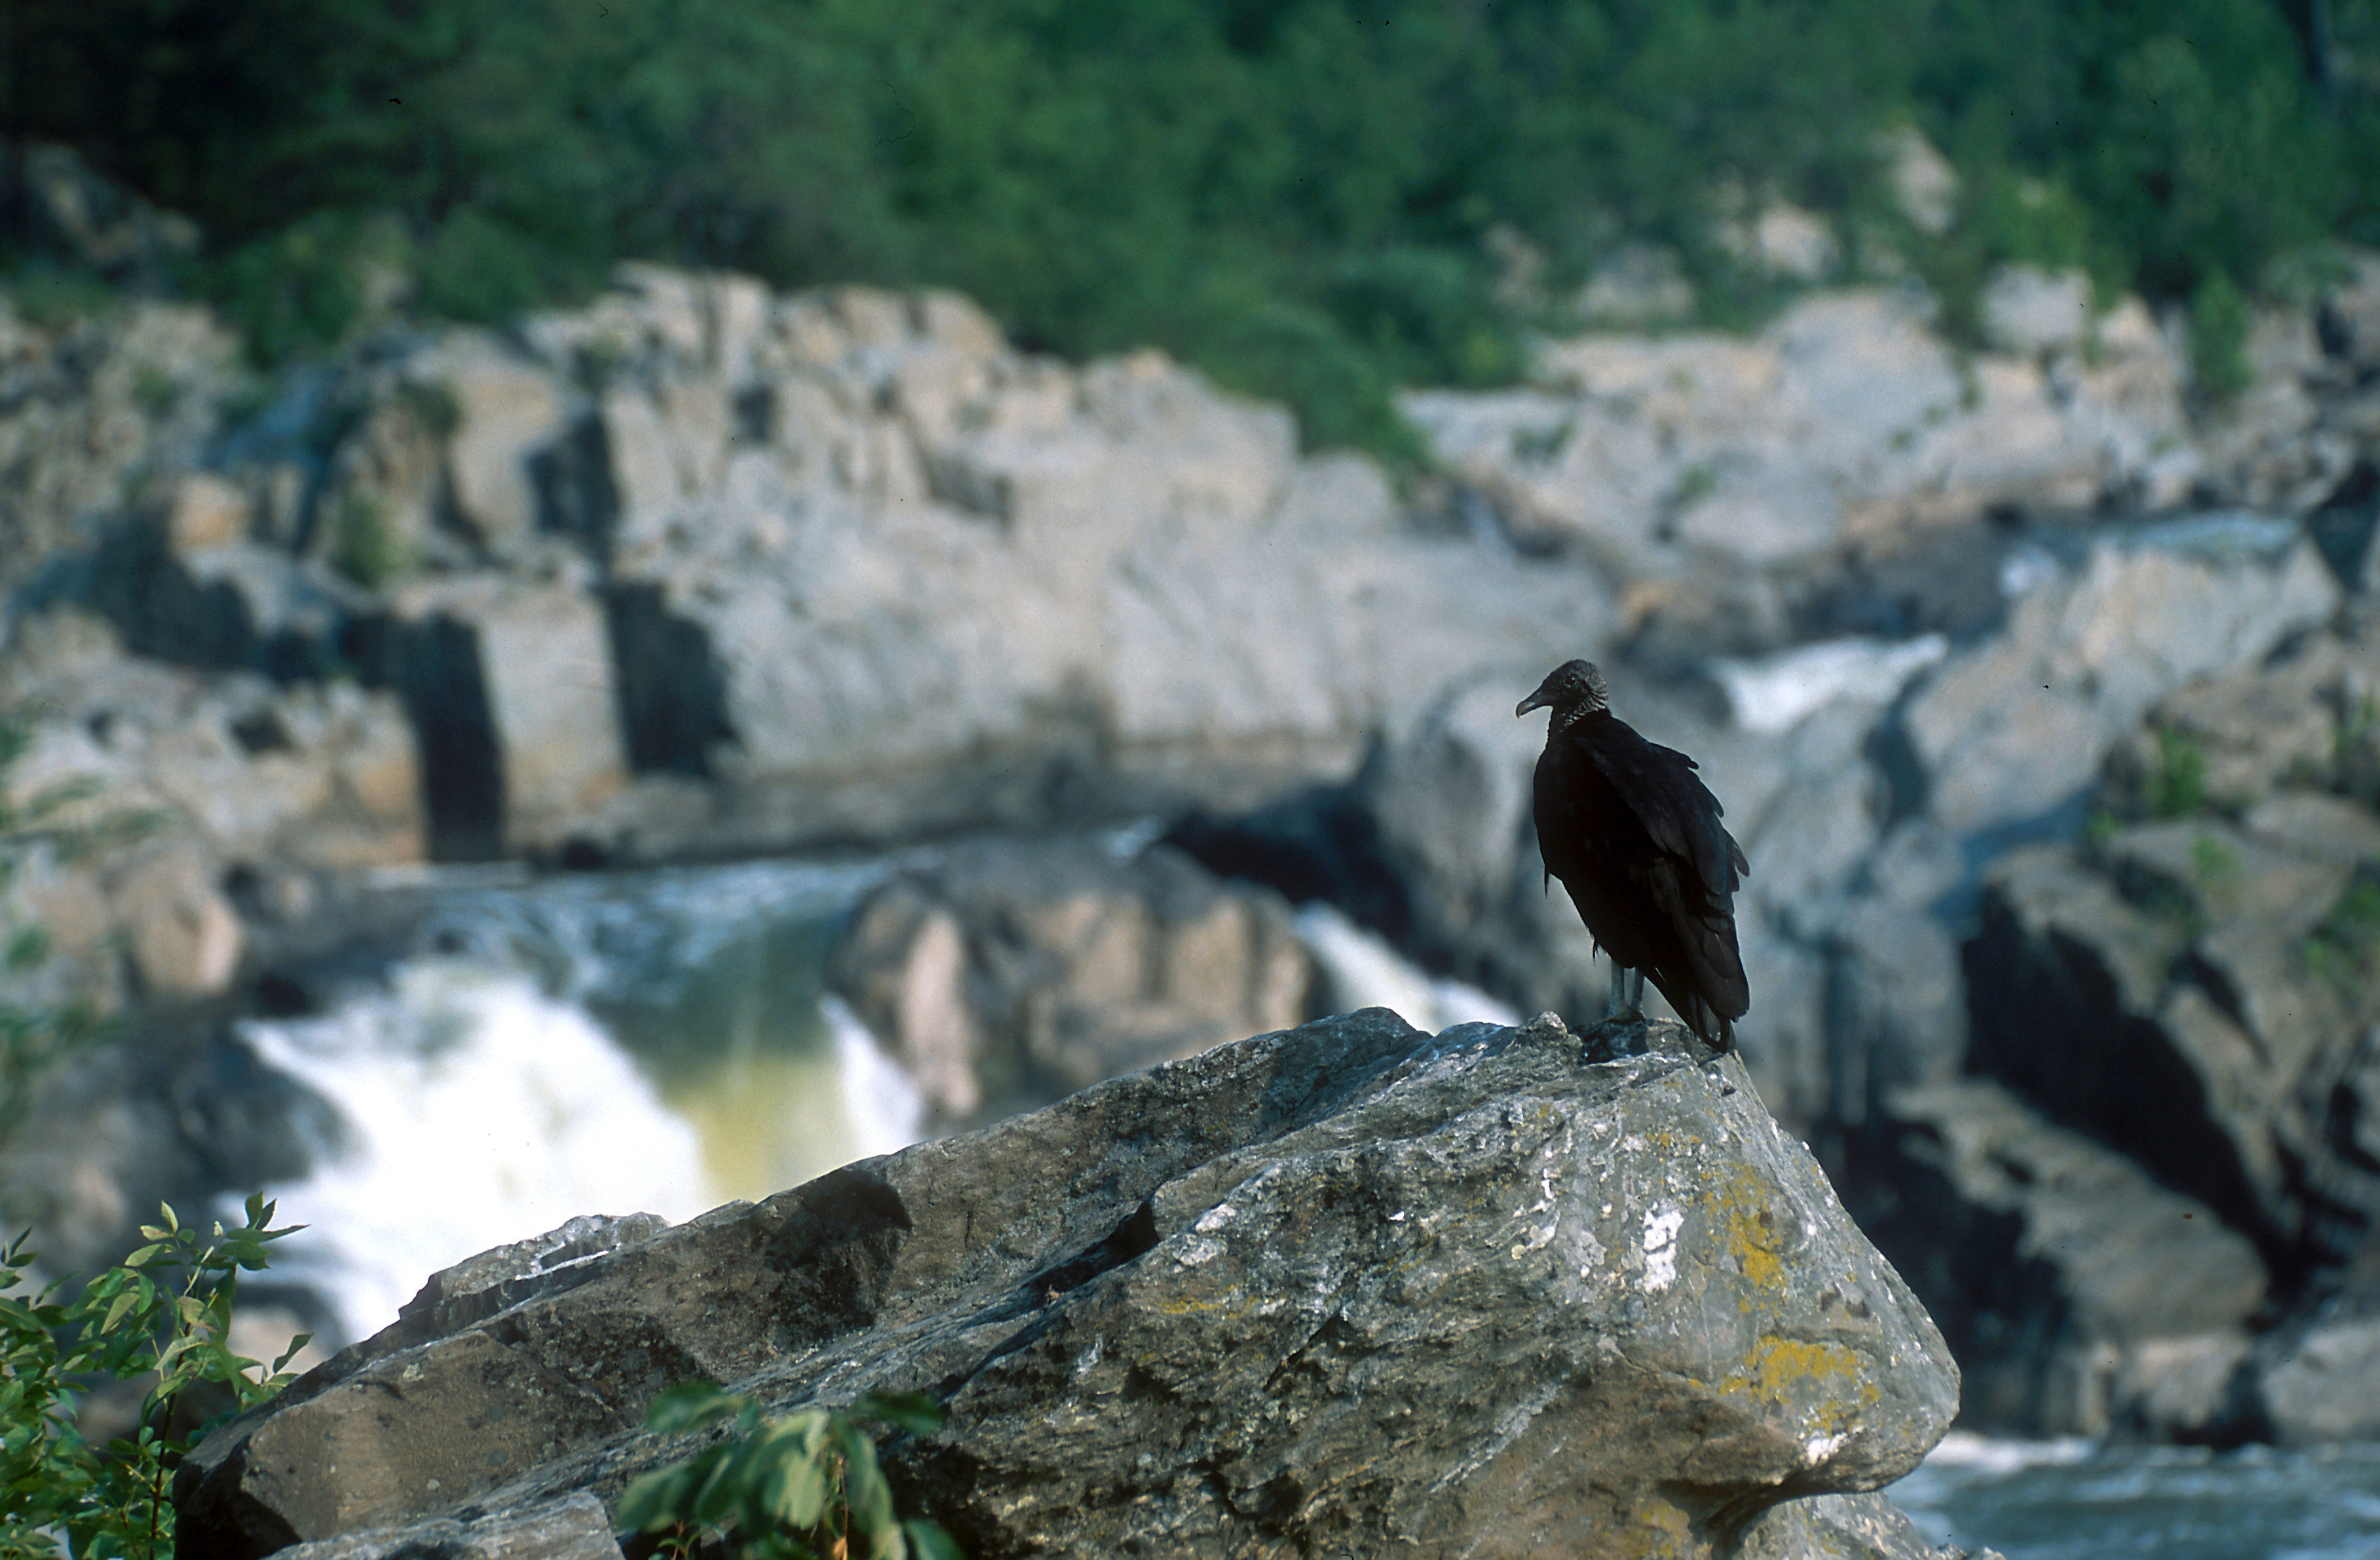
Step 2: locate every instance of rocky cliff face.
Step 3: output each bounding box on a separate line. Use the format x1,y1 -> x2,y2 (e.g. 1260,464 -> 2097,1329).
175,1010 -> 1967,1560
10,210 -> 2380,1452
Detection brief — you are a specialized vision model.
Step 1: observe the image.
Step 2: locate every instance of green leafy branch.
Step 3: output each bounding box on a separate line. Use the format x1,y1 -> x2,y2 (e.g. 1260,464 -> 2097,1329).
0,1194 -> 309,1560
619,1382 -> 960,1560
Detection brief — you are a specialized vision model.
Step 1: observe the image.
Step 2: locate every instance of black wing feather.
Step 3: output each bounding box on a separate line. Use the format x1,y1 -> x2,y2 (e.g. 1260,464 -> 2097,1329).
1535,710 -> 1750,1045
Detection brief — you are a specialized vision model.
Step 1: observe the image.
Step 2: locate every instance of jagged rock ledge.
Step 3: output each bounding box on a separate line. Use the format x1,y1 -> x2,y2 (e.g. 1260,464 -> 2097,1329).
175,1009 -> 1967,1560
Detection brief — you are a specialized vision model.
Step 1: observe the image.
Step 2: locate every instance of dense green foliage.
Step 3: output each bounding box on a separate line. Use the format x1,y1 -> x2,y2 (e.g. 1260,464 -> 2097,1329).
620,1381 -> 960,1560
0,1196 -> 308,1560
9,0 -> 2377,450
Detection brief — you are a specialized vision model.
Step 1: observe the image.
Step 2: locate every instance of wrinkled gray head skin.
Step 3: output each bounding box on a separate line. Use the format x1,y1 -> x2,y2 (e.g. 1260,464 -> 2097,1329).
1516,658 -> 1611,720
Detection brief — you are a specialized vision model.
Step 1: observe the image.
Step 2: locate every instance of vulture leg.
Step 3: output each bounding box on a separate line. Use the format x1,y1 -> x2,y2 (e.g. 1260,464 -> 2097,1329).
1606,964 -> 1644,1020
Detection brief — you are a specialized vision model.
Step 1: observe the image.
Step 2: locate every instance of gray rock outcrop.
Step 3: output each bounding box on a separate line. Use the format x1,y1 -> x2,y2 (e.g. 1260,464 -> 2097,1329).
1851,1077 -> 2265,1439
1403,284 -> 2195,602
567,277 -> 1610,855
1900,518 -> 2339,833
828,837 -> 1310,1124
1963,809 -> 2380,1274
0,607 -> 421,1007
0,292 -> 238,607
176,1010 -> 1961,1560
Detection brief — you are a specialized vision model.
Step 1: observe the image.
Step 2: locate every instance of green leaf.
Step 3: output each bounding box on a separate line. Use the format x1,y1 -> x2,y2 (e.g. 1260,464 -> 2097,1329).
851,1392 -> 944,1437
686,1443 -> 747,1529
644,1379 -> 740,1436
98,1287 -> 145,1335
838,1422 -> 896,1538
770,1436 -> 830,1531
616,1464 -> 694,1532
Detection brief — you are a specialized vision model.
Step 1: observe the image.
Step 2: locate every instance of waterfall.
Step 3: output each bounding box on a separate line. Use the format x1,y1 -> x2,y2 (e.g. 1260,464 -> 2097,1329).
239,962 -> 711,1346
227,852 -> 1508,1348
235,858 -> 906,1346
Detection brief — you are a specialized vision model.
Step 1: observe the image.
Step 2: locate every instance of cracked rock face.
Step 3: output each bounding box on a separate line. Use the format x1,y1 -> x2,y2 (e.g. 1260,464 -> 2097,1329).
176,1009 -> 1956,1560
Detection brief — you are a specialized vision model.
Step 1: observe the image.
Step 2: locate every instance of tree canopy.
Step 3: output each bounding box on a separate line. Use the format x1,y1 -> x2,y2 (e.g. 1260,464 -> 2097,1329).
7,0 -> 2373,456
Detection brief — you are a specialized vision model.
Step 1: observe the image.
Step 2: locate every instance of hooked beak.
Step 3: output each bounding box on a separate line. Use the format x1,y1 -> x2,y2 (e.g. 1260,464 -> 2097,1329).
1516,685 -> 1553,718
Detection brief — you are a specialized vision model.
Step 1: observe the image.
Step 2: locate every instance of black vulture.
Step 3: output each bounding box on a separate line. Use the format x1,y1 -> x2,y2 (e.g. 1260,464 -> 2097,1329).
1517,659 -> 1750,1049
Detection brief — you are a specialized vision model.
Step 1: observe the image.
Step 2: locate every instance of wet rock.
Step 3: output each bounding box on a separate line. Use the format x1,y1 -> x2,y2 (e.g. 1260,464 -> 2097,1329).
2253,1315 -> 2380,1442
828,838 -> 1310,1122
1965,792 -> 2380,1276
1852,1078 -> 2265,1437
176,1010 -> 1958,1560
267,1494 -> 622,1560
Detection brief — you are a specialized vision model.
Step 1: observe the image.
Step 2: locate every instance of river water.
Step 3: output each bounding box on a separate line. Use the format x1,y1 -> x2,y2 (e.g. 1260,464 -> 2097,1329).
229,847 -> 2373,1553
1889,1432 -> 2380,1558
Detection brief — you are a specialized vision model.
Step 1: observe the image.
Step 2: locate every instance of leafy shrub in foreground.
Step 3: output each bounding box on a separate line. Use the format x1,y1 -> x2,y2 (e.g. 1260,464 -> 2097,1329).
0,1195 -> 309,1560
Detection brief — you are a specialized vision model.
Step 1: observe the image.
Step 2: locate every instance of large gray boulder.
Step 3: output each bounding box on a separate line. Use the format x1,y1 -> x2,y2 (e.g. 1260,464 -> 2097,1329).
176,1010 -> 1960,1560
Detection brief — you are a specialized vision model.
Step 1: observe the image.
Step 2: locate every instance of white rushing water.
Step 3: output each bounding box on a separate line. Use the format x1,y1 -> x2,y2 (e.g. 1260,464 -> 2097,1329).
1710,634 -> 1949,734
235,857 -> 918,1346
230,852 -> 1502,1348
239,962 -> 715,1344
1294,903 -> 1519,1033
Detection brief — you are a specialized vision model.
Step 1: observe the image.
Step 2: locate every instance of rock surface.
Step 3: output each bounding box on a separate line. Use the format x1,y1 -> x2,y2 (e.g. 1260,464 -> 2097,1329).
1899,519 -> 2339,833
176,1010 -> 1959,1560
1851,1078 -> 2265,1439
828,837 -> 1310,1124
1962,808 -> 2380,1275
17,217 -> 2380,1459
1403,284 -> 2194,599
